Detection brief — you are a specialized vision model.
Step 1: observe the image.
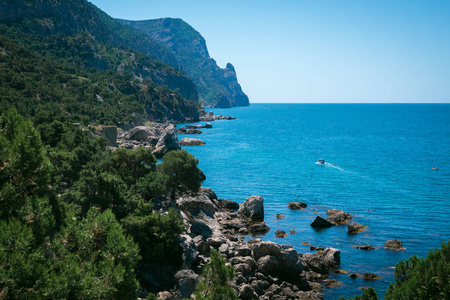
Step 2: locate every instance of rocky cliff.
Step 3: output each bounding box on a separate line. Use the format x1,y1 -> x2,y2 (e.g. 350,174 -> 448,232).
118,18 -> 250,108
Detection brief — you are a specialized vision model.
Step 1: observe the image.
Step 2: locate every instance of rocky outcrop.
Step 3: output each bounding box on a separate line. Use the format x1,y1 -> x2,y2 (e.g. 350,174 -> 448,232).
174,269 -> 201,299
288,202 -> 307,209
384,239 -> 406,250
199,110 -> 237,121
310,216 -> 334,228
302,248 -> 341,274
179,138 -> 206,146
238,195 -> 265,220
153,124 -> 181,158
347,222 -> 366,234
326,209 -> 352,225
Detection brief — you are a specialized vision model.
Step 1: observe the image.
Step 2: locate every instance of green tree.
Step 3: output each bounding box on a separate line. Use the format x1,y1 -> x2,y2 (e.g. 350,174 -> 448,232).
48,208 -> 140,299
385,241 -> 450,300
192,249 -> 238,300
157,149 -> 202,201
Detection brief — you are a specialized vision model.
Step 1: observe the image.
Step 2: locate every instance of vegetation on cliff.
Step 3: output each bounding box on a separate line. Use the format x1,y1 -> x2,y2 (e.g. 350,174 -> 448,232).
0,109 -> 202,298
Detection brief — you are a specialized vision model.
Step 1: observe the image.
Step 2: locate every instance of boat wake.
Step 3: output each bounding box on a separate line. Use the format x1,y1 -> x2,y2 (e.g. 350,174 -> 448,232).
316,162 -> 351,173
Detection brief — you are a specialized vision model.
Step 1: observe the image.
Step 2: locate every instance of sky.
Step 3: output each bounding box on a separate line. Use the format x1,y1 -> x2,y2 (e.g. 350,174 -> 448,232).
88,0 -> 450,103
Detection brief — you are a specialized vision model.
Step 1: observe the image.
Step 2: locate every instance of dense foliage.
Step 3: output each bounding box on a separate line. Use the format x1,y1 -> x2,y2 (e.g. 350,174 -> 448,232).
338,287 -> 378,300
385,241 -> 450,300
192,249 -> 238,300
0,109 -> 203,298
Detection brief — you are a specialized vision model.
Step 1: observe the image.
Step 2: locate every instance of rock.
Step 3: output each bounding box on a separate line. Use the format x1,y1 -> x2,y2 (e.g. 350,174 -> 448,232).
191,221 -> 213,238
215,199 -> 240,211
275,230 -> 287,238
302,242 -> 310,246
349,273 -> 359,279
174,269 -> 201,299
251,242 -> 307,281
179,137 -> 206,146
206,236 -> 227,247
177,195 -> 215,217
187,124 -> 204,129
186,129 -> 202,134
302,248 -> 340,274
310,216 -> 334,228
347,222 -> 366,234
248,222 -> 271,234
153,124 -> 180,158
257,255 -> 280,275
325,209 -> 352,225
235,274 -> 247,285
362,273 -> 382,280
238,195 -> 265,220
124,126 -> 154,141
334,269 -> 347,274
234,263 -> 252,275
322,279 -> 341,287
310,246 -> 324,251
309,282 -> 324,292
238,246 -> 252,257
358,245 -> 375,250
157,291 -> 172,300
251,280 -> 270,296
239,284 -> 258,300
384,239 -> 406,250
276,214 -> 286,219
178,235 -> 198,268
200,187 -> 218,201
290,229 -> 296,234
229,256 -> 257,271
196,240 -> 210,254
176,127 -> 187,134
288,202 -> 307,209
205,122 -> 213,128
295,291 -> 324,300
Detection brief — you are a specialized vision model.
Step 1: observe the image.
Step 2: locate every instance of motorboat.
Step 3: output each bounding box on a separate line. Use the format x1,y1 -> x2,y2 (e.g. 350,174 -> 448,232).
317,159 -> 325,165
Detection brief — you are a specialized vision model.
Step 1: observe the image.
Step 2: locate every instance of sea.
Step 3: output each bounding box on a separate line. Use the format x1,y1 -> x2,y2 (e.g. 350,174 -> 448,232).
178,103 -> 450,299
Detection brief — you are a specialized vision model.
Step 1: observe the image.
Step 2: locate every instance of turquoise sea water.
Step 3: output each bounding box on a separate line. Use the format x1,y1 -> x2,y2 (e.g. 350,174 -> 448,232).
178,103 -> 450,299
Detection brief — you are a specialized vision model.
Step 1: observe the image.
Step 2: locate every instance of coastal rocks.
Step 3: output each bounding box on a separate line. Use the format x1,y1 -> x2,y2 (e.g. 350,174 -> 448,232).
238,195 -> 265,220
174,269 -> 201,298
205,122 -> 213,128
347,222 -> 366,234
310,216 -> 334,228
275,230 -> 287,238
325,209 -> 352,225
288,202 -> 307,209
124,126 -> 156,142
178,235 -> 199,267
215,199 -> 240,211
179,137 -> 206,146
361,273 -> 382,280
355,245 -> 375,250
302,248 -> 340,274
199,110 -> 237,121
177,194 -> 215,218
249,222 -> 271,234
153,124 -> 181,158
384,239 -> 406,250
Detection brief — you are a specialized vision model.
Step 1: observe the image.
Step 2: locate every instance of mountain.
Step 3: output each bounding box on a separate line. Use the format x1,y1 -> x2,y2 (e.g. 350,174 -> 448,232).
118,18 -> 250,108
0,0 -> 198,103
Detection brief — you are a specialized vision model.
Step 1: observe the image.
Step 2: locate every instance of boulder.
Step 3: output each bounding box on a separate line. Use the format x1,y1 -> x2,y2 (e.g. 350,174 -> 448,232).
322,279 -> 341,287
191,221 -> 213,238
195,240 -> 210,254
288,202 -> 307,209
238,195 -> 265,220
215,199 -> 240,211
200,187 -> 218,201
234,263 -> 252,275
384,239 -> 406,250
177,195 -> 215,217
186,129 -> 202,134
174,269 -> 201,299
362,273 -> 382,280
310,216 -> 334,228
358,245 -> 375,250
153,124 -> 181,158
251,242 -> 306,280
239,284 -> 258,300
325,209 -> 352,225
124,126 -> 155,141
302,248 -> 340,274
347,222 -> 365,234
251,280 -> 270,296
257,255 -> 280,275
178,235 -> 199,268
176,127 -> 187,134
248,222 -> 271,234
205,122 -> 213,128
179,137 -> 206,146
229,256 -> 257,271
276,214 -> 286,219
294,291 -> 324,300
187,124 -> 204,129
275,230 -> 287,238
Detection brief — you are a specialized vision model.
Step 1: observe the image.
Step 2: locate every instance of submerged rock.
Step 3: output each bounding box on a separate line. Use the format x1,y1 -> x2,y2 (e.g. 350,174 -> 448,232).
384,239 -> 406,250
362,273 -> 382,280
288,202 -> 307,209
347,222 -> 366,234
275,230 -> 287,238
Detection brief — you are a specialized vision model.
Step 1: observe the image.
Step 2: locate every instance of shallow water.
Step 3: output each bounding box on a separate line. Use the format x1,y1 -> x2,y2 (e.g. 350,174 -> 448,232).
178,103 -> 450,299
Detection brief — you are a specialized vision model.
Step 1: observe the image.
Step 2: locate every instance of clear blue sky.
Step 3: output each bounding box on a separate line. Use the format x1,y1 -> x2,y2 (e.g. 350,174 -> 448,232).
88,0 -> 450,103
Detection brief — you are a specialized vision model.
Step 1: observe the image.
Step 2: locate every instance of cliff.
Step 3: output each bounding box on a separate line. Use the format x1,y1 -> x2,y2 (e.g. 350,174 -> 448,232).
118,18 -> 250,108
